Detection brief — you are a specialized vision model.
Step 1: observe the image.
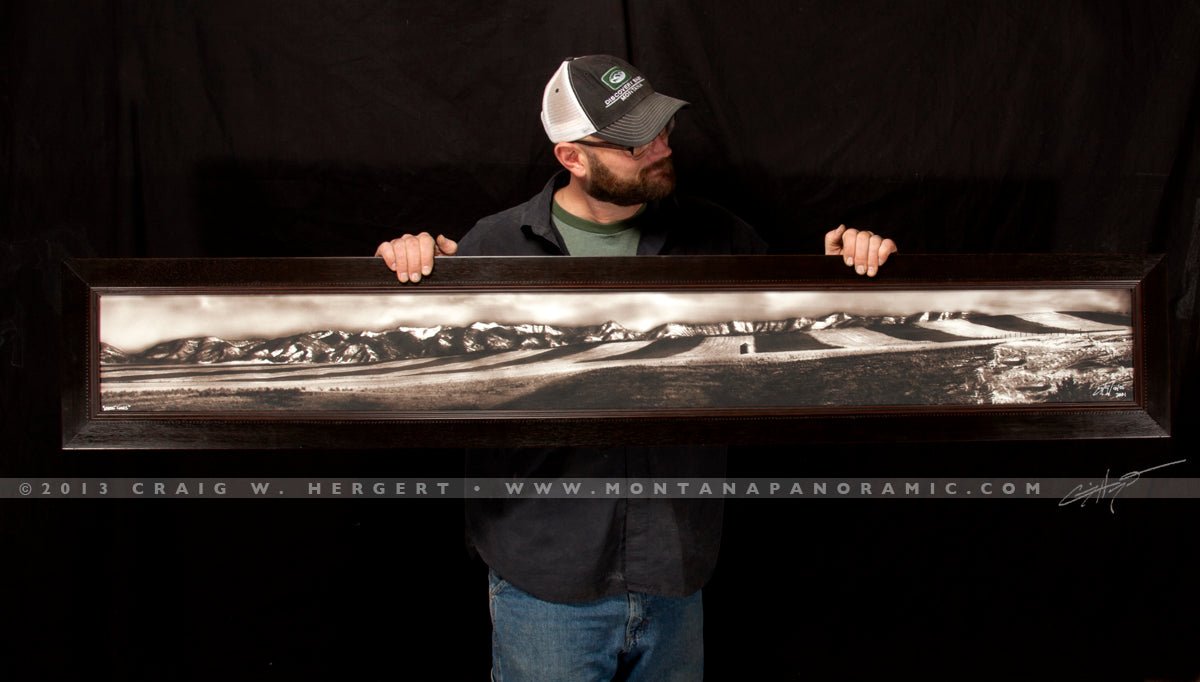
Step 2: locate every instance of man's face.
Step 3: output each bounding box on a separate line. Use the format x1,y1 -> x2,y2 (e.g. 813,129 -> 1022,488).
579,146 -> 676,206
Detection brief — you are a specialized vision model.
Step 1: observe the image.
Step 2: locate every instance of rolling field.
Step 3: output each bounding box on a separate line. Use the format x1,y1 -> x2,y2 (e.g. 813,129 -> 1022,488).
100,327 -> 1134,413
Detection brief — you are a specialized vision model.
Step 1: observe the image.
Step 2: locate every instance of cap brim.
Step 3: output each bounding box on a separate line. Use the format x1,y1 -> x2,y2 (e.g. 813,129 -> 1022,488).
595,92 -> 689,147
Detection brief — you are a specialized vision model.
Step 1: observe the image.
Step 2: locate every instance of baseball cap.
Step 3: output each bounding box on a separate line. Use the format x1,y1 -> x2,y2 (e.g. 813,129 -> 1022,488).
540,55 -> 688,147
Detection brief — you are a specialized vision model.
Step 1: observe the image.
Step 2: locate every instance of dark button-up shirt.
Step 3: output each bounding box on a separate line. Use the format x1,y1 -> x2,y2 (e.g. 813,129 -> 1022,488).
459,172 -> 767,603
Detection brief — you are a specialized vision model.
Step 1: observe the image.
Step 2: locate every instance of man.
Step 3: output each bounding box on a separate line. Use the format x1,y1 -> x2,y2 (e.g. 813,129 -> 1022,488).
377,55 -> 896,681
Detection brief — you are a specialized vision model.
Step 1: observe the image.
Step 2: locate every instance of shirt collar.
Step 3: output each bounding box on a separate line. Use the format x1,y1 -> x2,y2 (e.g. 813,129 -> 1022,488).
523,171 -> 672,255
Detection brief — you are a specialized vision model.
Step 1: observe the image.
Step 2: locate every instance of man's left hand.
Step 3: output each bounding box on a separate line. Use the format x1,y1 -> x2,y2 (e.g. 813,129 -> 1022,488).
824,225 -> 898,277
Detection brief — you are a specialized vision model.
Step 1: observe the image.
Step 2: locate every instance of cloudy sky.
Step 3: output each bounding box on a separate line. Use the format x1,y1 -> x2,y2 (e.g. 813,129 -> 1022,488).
99,288 -> 1131,352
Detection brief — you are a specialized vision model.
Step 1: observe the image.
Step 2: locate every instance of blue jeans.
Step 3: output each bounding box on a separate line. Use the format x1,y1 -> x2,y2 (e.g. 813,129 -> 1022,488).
488,570 -> 704,682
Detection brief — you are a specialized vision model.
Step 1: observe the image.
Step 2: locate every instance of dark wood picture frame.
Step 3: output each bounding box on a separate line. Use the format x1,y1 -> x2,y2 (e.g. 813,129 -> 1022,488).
61,254 -> 1170,449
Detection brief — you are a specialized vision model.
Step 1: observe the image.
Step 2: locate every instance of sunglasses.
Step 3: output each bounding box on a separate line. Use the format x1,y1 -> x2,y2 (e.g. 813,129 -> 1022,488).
573,117 -> 676,160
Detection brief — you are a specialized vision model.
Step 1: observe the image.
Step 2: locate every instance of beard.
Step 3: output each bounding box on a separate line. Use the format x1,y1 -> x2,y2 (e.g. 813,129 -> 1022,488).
581,151 -> 676,206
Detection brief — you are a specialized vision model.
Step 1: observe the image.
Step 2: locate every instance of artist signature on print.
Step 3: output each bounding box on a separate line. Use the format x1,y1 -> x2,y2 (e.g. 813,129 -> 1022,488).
101,404 -> 131,411
1059,459 -> 1187,513
1091,381 -> 1129,399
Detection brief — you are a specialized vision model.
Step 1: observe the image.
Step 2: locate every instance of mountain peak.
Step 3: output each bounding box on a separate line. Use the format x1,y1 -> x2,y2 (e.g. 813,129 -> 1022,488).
102,311 -> 992,366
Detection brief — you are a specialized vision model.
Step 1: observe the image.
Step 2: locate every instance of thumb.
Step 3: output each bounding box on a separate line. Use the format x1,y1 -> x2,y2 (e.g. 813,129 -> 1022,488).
436,235 -> 459,256
824,224 -> 847,255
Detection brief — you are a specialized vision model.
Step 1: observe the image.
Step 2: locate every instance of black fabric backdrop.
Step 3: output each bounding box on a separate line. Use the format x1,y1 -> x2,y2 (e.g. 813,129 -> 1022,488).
4,1 -> 1200,679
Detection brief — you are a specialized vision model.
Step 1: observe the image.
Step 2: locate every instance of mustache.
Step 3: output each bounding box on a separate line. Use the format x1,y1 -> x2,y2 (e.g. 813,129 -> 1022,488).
642,157 -> 674,177
646,157 -> 673,172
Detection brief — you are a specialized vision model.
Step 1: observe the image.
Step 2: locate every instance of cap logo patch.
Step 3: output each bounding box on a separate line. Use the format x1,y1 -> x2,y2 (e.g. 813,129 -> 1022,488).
601,67 -> 629,90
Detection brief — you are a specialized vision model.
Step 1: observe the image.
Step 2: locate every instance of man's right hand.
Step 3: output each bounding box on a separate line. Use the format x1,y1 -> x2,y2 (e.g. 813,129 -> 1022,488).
375,233 -> 458,282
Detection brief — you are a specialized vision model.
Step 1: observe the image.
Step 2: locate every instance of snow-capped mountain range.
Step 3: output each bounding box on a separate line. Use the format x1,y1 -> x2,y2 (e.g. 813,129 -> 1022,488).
99,311 -> 980,366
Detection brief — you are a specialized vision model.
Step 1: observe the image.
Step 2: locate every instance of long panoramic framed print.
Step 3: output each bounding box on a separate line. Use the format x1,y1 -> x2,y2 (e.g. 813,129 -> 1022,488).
61,254 -> 1169,449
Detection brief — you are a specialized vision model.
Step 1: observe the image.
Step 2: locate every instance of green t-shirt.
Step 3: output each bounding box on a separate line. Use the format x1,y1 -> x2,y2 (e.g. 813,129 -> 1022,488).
551,199 -> 642,256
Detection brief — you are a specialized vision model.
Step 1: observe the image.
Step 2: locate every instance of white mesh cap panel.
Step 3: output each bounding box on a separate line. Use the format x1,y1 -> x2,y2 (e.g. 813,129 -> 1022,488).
541,61 -> 597,143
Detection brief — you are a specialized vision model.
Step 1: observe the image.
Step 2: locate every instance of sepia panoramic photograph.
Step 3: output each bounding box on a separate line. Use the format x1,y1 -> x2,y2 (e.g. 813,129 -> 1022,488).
96,288 -> 1135,414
